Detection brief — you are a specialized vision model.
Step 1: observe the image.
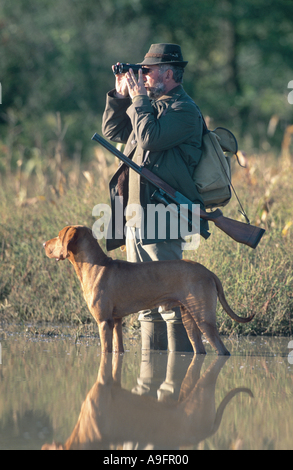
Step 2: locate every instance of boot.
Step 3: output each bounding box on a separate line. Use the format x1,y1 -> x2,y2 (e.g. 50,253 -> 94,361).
160,307 -> 193,352
166,321 -> 193,352
139,310 -> 168,351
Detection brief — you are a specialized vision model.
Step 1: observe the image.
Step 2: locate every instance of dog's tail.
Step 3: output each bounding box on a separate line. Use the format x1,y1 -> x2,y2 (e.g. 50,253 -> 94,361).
213,274 -> 255,323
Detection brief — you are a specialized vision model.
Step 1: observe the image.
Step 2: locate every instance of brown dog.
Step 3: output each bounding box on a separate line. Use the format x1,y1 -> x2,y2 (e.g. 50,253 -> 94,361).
43,226 -> 255,355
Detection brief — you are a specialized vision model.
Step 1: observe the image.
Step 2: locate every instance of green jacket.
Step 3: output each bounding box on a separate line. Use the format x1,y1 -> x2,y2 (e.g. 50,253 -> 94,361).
102,85 -> 207,251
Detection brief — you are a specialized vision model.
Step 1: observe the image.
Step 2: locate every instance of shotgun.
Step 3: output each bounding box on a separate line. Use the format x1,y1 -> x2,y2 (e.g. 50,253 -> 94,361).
92,133 -> 265,249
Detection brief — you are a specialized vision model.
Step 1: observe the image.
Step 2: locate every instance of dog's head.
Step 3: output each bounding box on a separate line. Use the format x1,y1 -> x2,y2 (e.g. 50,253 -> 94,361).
43,225 -> 92,261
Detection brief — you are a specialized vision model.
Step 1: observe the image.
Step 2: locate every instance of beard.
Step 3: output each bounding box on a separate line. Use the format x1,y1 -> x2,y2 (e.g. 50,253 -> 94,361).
146,77 -> 167,100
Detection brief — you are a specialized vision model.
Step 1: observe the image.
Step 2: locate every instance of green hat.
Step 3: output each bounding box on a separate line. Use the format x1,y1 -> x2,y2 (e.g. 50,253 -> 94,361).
138,43 -> 188,68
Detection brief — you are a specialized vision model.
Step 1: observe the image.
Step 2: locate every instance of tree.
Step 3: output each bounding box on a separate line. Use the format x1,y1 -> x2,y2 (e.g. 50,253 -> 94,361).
0,0 -> 292,165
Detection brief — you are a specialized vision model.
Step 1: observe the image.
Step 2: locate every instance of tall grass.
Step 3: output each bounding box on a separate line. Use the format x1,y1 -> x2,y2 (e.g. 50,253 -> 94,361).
0,135 -> 292,336
190,151 -> 293,336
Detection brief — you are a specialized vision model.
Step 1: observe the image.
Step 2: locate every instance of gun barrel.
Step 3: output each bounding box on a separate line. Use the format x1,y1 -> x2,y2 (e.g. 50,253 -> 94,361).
92,133 -> 142,175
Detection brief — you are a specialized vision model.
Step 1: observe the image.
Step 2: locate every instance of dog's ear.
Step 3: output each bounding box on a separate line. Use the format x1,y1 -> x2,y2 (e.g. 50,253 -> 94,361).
61,226 -> 78,259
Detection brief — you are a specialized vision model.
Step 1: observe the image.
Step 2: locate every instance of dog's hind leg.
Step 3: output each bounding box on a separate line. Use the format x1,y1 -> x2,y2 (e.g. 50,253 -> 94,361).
197,321 -> 230,356
180,305 -> 206,355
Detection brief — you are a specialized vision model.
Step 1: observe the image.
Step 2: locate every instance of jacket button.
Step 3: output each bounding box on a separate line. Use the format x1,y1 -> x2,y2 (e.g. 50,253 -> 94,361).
131,139 -> 137,145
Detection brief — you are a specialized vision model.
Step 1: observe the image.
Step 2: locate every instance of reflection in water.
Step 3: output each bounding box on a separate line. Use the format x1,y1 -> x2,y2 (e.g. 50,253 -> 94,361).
1,332 -> 293,450
42,353 -> 252,450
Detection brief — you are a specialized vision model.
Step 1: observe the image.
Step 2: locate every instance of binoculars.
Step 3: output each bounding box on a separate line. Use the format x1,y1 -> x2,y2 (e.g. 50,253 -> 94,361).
113,63 -> 150,75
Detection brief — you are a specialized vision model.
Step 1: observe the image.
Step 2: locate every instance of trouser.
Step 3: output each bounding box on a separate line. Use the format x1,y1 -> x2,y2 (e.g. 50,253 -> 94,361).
126,227 -> 193,352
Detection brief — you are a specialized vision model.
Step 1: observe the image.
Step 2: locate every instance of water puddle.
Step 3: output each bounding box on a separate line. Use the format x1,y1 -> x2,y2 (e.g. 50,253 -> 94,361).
0,328 -> 292,450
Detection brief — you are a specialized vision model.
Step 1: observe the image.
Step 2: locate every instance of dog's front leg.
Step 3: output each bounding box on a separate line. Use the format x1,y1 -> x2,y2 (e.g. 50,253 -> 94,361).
113,318 -> 124,353
98,319 -> 114,353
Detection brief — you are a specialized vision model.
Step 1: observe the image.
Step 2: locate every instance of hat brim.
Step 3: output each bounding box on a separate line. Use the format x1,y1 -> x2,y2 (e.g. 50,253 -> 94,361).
137,59 -> 188,68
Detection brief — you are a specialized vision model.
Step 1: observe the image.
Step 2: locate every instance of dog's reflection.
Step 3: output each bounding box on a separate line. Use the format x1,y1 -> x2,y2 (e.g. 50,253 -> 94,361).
42,354 -> 253,450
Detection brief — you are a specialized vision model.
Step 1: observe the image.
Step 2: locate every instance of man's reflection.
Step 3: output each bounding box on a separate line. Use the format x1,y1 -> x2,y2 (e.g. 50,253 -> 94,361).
42,353 -> 253,450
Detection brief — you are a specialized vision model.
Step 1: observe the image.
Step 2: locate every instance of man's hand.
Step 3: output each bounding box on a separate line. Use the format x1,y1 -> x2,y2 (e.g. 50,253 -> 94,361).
125,68 -> 147,99
112,63 -> 129,98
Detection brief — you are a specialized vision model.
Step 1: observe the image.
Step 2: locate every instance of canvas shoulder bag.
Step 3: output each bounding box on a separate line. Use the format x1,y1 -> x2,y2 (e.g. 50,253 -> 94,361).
193,114 -> 238,209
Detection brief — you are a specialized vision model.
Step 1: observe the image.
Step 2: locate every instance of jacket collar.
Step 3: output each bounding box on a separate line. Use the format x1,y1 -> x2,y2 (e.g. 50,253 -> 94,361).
155,85 -> 184,102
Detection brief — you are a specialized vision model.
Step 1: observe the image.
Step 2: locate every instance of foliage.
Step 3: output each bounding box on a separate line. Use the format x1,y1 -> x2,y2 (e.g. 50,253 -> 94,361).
0,0 -> 293,166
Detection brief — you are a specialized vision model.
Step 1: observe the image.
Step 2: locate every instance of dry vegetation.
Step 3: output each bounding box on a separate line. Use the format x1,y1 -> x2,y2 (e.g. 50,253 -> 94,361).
0,122 -> 293,336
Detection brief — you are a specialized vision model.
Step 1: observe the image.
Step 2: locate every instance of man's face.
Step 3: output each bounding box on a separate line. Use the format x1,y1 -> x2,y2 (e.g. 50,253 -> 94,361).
143,66 -> 167,100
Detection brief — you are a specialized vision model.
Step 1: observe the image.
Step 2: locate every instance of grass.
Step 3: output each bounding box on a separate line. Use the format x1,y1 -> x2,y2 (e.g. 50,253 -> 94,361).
189,152 -> 293,336
0,144 -> 292,336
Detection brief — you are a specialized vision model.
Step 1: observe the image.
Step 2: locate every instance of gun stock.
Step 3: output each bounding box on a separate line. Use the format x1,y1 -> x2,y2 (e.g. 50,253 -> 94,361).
200,209 -> 265,249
